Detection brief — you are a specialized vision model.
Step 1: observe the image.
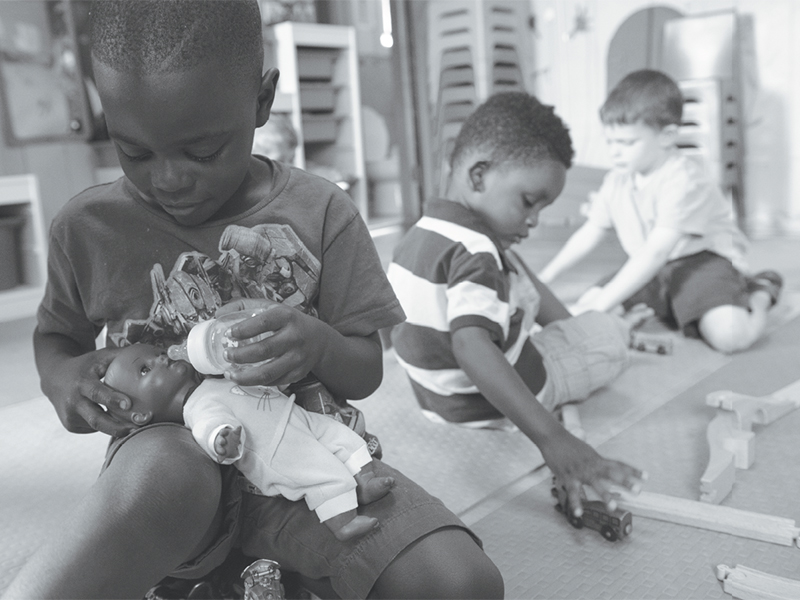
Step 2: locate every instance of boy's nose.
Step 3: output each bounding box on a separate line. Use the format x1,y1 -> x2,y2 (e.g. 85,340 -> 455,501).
151,160 -> 192,193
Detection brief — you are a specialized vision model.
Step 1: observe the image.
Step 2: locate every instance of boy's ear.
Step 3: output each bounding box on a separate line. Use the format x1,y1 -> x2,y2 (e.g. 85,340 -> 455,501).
659,124 -> 679,146
468,161 -> 490,192
256,68 -> 280,128
130,411 -> 153,426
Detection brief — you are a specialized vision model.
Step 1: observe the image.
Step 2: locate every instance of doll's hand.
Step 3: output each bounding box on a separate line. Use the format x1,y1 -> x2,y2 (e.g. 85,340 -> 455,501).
48,347 -> 134,437
214,425 -> 242,460
221,299 -> 326,387
541,428 -> 645,518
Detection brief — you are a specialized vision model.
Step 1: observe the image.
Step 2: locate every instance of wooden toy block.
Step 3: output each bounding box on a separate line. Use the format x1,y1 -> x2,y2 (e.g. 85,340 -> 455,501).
617,490 -> 800,547
700,412 -> 755,503
706,389 -> 800,431
700,379 -> 800,504
716,564 -> 800,600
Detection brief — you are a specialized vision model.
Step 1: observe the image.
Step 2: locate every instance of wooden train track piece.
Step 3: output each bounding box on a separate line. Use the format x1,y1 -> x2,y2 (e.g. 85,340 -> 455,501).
700,380 -> 800,504
716,564 -> 800,600
616,491 -> 800,547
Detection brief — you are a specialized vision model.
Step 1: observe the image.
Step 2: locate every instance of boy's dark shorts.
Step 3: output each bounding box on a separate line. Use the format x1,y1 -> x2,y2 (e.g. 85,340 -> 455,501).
617,250 -> 750,337
103,423 -> 480,599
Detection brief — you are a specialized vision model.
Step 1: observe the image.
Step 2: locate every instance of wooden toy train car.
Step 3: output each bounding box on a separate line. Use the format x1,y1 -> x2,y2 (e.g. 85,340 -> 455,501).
551,478 -> 633,542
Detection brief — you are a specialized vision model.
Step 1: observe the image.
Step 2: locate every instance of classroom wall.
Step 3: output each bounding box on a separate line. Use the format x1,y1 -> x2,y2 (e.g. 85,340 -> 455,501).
527,0 -> 800,237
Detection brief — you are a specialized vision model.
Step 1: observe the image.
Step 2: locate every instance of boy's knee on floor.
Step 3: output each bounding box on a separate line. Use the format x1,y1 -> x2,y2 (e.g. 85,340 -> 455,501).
699,305 -> 757,354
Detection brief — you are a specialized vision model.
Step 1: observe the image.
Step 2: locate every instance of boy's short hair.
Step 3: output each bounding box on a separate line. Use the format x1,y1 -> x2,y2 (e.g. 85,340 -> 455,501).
449,92 -> 574,171
90,0 -> 263,82
600,69 -> 683,129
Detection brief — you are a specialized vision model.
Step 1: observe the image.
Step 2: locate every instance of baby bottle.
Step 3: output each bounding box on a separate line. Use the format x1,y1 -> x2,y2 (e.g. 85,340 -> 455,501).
168,307 -> 272,375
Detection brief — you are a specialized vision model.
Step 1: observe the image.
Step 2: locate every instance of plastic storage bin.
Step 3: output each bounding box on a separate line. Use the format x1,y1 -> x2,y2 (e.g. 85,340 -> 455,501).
0,215 -> 24,291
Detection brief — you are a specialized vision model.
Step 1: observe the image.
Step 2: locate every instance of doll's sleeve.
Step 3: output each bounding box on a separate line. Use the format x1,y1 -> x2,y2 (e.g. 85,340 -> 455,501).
184,390 -> 246,464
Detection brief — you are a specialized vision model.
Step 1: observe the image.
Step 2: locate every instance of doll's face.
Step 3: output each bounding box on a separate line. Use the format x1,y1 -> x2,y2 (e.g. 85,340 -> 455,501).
104,343 -> 200,426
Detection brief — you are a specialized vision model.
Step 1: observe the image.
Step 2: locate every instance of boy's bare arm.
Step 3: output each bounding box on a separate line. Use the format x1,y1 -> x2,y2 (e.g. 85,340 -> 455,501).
452,325 -> 643,515
578,226 -> 683,313
33,327 -> 132,437
539,221 -> 607,284
222,300 -> 383,400
524,268 -> 572,326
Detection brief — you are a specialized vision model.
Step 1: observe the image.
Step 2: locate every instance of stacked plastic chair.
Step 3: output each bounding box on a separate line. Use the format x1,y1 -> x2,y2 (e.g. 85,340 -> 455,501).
427,0 -> 531,193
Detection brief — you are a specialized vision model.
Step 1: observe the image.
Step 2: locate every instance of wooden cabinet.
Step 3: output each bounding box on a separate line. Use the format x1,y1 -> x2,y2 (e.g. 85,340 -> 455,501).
265,22 -> 368,219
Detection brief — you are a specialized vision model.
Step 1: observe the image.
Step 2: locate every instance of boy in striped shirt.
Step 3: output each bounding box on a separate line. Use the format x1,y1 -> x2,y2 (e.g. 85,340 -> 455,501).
388,92 -> 646,516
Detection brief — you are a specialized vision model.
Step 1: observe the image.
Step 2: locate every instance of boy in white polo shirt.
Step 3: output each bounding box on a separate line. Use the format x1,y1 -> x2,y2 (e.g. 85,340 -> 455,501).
540,69 -> 782,353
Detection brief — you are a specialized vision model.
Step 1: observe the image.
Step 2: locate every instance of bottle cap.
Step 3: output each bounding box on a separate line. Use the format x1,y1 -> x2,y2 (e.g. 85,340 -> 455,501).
187,320 -> 225,375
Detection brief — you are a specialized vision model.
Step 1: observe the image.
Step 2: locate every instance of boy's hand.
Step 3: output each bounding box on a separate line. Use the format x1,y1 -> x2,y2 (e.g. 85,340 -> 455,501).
214,425 -> 242,460
541,428 -> 645,517
220,299 -> 325,387
47,347 -> 134,438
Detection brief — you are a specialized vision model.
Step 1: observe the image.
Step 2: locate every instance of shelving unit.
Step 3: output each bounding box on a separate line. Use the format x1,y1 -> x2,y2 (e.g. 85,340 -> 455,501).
265,22 -> 367,219
0,174 -> 47,323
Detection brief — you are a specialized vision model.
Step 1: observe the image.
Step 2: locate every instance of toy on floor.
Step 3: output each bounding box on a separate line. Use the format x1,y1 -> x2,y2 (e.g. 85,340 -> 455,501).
629,328 -> 673,354
700,379 -> 800,504
616,490 -> 800,547
551,476 -> 633,542
628,315 -> 674,355
716,564 -> 800,600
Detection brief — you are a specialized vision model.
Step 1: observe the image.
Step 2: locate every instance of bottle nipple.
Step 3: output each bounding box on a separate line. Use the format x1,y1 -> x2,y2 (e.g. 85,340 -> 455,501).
167,340 -> 189,362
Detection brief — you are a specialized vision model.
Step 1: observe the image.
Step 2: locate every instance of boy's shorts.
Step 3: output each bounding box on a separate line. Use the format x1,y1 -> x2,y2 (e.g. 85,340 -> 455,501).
408,311 -> 630,423
619,250 -> 750,337
103,423 -> 479,599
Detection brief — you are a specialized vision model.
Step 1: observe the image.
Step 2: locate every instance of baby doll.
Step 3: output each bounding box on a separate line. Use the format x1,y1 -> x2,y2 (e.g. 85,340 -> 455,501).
103,343 -> 395,541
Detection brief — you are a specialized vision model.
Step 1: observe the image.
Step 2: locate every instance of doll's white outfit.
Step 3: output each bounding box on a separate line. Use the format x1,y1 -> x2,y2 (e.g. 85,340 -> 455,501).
184,378 -> 372,522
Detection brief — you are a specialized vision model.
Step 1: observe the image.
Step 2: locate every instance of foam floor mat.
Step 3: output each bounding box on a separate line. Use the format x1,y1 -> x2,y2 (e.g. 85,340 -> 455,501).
469,312 -> 800,599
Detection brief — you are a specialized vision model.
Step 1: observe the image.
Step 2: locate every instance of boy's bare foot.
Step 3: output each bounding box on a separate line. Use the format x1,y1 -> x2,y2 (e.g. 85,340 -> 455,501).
355,471 -> 395,504
329,515 -> 379,541
747,270 -> 783,307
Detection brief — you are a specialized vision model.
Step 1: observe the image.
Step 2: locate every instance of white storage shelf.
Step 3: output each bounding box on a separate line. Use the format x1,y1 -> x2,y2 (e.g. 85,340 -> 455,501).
0,174 -> 47,323
266,22 -> 368,219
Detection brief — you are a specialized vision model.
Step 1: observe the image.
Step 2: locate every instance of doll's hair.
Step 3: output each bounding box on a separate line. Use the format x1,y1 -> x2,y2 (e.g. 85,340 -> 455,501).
449,92 -> 574,172
90,0 -> 263,83
600,69 -> 683,129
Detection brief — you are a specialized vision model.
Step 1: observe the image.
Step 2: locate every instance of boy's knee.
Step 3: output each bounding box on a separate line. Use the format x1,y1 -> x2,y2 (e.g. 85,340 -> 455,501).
104,426 -> 222,513
698,306 -> 754,354
372,528 -> 504,599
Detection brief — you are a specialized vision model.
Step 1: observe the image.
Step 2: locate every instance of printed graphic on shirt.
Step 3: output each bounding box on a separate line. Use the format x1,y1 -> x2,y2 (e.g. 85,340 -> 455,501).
111,223 -> 321,347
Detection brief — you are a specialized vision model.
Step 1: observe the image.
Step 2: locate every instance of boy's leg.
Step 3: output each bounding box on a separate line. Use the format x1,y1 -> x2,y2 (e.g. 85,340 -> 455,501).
2,425 -> 226,600
667,253 -> 781,353
530,311 -> 631,410
239,460 -> 503,599
370,527 -> 504,599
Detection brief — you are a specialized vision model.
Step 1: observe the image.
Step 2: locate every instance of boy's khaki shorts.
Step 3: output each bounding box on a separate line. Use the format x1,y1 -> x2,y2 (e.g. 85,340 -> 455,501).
103,423 -> 479,599
409,311 -> 631,423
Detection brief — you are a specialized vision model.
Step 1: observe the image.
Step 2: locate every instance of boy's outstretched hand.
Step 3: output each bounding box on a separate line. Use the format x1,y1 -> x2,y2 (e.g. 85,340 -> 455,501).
540,427 -> 645,517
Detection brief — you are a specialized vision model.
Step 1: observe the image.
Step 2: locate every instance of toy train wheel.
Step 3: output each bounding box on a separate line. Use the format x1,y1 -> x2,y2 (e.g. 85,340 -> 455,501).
567,513 -> 584,529
657,345 -> 667,355
600,525 -> 618,541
